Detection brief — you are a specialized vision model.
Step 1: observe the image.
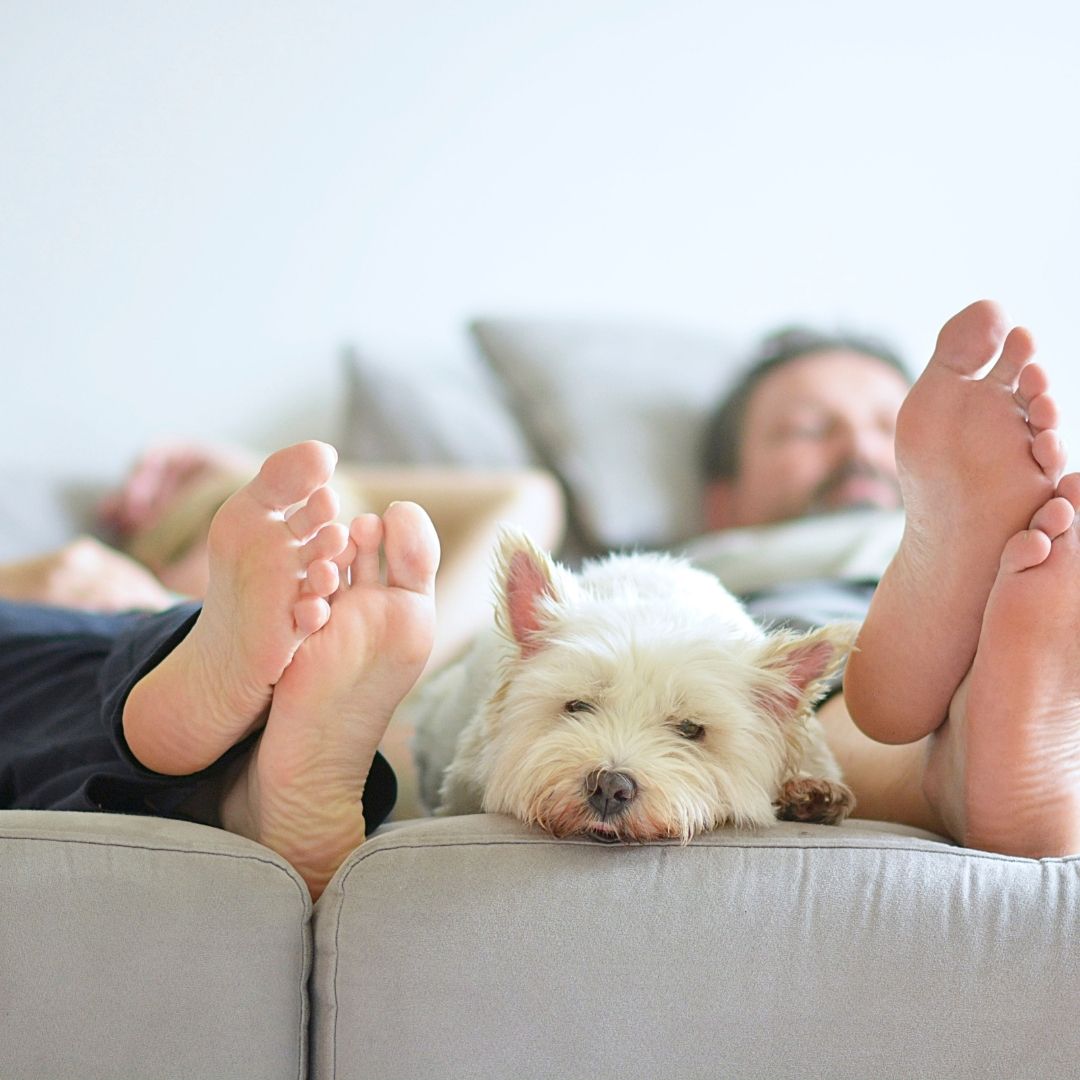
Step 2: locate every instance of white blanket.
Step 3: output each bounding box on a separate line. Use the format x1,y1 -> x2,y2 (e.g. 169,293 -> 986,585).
677,509 -> 905,595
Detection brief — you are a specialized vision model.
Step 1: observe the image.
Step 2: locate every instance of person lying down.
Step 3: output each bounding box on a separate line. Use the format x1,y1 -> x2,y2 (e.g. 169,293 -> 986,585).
2,300 -> 1080,900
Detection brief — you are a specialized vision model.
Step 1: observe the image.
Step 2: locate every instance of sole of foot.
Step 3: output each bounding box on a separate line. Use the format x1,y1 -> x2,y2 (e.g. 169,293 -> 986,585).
845,300 -> 1065,744
122,441 -> 348,775
923,475 -> 1080,856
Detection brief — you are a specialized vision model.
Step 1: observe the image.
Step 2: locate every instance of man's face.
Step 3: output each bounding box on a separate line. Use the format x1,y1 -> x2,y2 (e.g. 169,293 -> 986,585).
703,349 -> 909,530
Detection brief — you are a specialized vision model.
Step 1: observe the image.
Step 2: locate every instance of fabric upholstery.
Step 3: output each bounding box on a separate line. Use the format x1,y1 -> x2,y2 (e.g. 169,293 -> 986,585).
313,813 -> 1080,1080
470,318 -> 739,551
0,810 -> 312,1080
338,343 -> 535,470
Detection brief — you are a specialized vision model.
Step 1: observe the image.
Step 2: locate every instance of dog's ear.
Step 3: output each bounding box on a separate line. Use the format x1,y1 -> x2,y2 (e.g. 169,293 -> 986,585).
751,622 -> 858,721
493,526 -> 566,658
494,524 -> 565,656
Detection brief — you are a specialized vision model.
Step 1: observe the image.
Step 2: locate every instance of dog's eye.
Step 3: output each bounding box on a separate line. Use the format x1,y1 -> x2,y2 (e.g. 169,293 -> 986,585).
674,719 -> 705,740
564,700 -> 596,714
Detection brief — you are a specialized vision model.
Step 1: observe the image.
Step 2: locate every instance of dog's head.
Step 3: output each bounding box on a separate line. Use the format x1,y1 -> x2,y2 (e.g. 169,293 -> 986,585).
481,529 -> 855,842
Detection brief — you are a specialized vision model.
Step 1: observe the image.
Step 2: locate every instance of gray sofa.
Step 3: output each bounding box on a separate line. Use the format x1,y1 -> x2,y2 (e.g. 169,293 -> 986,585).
5,809 -> 1080,1079
5,320 -> 1080,1078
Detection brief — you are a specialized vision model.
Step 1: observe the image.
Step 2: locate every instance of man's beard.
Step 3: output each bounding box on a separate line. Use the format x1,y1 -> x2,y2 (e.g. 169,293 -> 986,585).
803,461 -> 902,517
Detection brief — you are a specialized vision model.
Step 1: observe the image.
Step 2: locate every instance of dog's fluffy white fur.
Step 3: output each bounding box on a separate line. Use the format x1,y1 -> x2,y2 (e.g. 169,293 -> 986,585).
410,529 -> 857,842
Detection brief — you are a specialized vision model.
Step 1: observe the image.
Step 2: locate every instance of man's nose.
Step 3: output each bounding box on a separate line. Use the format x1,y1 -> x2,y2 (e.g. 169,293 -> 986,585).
836,421 -> 890,465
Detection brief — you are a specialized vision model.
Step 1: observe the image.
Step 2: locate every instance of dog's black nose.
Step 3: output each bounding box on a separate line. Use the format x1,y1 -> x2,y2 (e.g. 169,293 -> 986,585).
585,770 -> 638,819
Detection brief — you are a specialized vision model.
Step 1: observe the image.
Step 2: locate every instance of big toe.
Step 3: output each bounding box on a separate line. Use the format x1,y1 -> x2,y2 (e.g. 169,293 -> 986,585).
931,299 -> 1012,377
250,441 -> 338,510
383,501 -> 440,594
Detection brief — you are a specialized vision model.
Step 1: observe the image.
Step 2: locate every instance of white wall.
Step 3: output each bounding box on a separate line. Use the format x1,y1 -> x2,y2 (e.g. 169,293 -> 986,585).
3,0 -> 1079,477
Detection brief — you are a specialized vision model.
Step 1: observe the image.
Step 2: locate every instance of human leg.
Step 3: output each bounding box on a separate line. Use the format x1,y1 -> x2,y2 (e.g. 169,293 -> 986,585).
0,598 -> 213,815
5,445 -> 457,897
219,502 -> 439,899
844,300 -> 1065,744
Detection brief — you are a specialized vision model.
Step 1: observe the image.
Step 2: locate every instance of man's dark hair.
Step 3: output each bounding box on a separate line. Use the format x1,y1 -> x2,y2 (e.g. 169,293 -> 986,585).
700,327 -> 912,482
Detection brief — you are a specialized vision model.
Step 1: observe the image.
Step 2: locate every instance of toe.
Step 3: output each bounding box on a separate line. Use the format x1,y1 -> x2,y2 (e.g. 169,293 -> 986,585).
931,300 -> 1011,376
1032,429 -> 1066,478
250,442 -> 338,510
1026,392 -> 1060,433
301,522 -> 349,567
999,529 -> 1052,575
286,486 -> 340,540
293,595 -> 331,636
349,514 -> 384,585
305,558 -> 340,598
1016,361 -> 1051,410
331,536 -> 357,580
1056,473 -> 1080,511
1028,496 -> 1075,541
986,325 -> 1036,387
383,501 -> 440,594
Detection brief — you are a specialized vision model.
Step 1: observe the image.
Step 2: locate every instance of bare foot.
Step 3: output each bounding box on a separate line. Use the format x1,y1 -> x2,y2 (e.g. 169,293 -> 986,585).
922,477 -> 1080,856
122,441 -> 348,775
0,537 -> 175,612
845,300 -> 1065,744
220,502 -> 439,900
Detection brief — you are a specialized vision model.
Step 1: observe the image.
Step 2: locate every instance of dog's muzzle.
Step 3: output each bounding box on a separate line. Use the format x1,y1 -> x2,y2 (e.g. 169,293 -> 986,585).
585,769 -> 638,822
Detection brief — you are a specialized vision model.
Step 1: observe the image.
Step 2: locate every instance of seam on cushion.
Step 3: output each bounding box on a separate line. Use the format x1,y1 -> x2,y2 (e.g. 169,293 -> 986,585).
0,832 -> 311,884
1,833 -> 311,1080
338,835 -> 1080,868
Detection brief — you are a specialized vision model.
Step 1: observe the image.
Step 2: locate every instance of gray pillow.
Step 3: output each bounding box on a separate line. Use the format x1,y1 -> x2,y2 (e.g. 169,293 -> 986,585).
470,318 -> 740,551
338,344 -> 535,469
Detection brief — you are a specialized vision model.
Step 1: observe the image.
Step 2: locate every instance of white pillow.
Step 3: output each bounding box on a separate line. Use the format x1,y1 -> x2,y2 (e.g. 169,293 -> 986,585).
338,344 -> 536,469
470,318 -> 741,551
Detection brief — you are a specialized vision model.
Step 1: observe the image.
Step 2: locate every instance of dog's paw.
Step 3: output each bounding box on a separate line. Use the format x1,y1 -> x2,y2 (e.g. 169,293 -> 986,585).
774,776 -> 855,826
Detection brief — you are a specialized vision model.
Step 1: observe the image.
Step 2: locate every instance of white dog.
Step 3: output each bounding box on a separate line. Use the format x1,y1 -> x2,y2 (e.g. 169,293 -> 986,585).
410,529 -> 857,842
